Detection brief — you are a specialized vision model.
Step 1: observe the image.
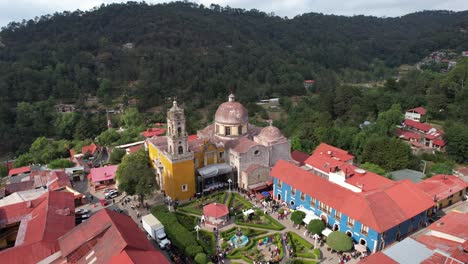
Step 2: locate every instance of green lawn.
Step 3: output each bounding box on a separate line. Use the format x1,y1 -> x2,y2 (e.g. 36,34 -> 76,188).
178,191 -> 227,215
235,210 -> 285,230
227,193 -> 254,214
288,232 -> 321,260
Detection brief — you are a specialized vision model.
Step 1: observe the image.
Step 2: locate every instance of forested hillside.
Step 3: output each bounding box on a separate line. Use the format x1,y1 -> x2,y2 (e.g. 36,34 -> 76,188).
0,1 -> 468,156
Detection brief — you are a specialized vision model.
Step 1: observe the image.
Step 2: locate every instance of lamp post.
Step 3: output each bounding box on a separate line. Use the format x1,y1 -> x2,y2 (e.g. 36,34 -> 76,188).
227,178 -> 232,192
312,233 -> 320,249
195,225 -> 201,240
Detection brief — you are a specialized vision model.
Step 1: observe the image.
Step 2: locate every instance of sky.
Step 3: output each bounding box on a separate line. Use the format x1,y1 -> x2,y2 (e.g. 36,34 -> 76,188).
0,0 -> 466,28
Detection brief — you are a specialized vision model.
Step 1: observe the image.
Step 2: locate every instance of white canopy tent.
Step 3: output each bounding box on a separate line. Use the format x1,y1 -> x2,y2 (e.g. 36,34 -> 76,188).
297,205 -> 320,224
321,228 -> 333,237
197,163 -> 233,179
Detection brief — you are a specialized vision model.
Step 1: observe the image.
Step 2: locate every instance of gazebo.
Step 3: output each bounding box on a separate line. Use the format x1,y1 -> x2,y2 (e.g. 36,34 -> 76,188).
203,203 -> 229,227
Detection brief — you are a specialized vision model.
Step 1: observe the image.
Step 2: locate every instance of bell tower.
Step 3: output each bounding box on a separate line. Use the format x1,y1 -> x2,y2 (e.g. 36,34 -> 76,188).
166,101 -> 189,157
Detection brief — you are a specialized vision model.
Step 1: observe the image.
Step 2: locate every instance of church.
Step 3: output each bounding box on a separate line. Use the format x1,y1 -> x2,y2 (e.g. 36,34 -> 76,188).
146,94 -> 291,201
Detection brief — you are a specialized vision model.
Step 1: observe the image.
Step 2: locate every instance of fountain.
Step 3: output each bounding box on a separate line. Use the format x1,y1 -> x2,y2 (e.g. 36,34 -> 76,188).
230,228 -> 249,248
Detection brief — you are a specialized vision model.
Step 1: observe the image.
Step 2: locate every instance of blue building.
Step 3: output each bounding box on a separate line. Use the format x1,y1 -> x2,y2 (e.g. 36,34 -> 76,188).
271,160 -> 434,253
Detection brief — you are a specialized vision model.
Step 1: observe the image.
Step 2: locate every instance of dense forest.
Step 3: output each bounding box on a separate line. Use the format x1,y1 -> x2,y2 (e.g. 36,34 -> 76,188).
0,2 -> 468,169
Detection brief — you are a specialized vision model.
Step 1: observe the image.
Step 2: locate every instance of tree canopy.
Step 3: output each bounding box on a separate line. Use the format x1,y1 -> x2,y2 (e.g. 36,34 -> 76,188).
327,231 -> 353,252
291,210 -> 306,225
116,149 -> 155,200
307,219 -> 325,235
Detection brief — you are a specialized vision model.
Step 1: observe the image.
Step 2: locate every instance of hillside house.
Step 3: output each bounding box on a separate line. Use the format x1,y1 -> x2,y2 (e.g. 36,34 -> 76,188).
416,174 -> 467,210
405,107 -> 427,122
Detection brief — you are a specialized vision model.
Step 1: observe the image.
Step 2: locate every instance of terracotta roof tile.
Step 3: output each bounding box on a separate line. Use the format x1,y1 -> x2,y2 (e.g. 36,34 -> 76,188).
404,119 -> 434,133
407,107 -> 427,115
416,175 -> 468,201
271,160 -> 433,232
8,166 -> 31,176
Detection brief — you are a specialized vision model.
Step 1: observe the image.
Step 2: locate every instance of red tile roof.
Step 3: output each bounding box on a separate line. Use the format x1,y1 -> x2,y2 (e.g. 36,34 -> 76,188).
188,134 -> 199,141
407,107 -> 427,115
228,137 -> 260,153
358,251 -> 398,264
58,209 -> 169,264
404,119 -> 434,133
203,203 -> 229,218
417,212 -> 468,263
0,191 -> 75,264
396,128 -> 421,140
89,165 -> 119,183
82,143 -> 100,155
140,128 -> 166,138
311,143 -> 354,162
432,139 -> 446,147
110,249 -> 171,264
8,166 -> 31,176
4,180 -> 34,194
424,131 -> 444,140
416,175 -> 468,202
126,144 -> 144,154
291,150 -> 310,166
426,211 -> 468,240
47,171 -> 72,191
304,80 -> 315,84
271,160 -> 433,232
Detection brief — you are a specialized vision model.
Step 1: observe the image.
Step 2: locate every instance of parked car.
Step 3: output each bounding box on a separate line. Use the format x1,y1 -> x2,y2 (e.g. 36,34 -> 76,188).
105,191 -> 120,200
75,208 -> 89,215
104,188 -> 117,196
99,199 -> 109,206
77,214 -> 90,219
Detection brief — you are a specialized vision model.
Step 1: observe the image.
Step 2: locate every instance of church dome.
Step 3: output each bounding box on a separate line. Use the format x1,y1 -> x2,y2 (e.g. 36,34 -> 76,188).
214,94 -> 249,125
258,125 -> 284,142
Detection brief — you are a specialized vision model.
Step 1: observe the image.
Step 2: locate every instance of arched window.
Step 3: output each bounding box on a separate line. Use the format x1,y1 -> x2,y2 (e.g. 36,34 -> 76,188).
225,127 -> 231,136
177,127 -> 182,136
178,146 -> 183,154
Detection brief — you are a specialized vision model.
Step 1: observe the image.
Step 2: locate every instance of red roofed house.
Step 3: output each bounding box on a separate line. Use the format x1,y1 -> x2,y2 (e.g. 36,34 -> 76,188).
405,107 -> 427,122
8,166 -> 31,177
203,203 -> 229,227
403,119 -> 435,134
81,143 -> 101,157
88,165 -> 119,189
0,191 -> 75,264
396,128 -> 421,143
303,80 -> 315,89
416,174 -> 468,210
126,144 -> 144,154
415,211 -> 468,264
272,159 -> 434,253
140,127 -> 166,138
56,209 -> 170,264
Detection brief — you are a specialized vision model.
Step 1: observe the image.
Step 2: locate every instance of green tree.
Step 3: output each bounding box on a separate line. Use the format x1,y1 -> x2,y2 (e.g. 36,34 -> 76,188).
0,165 -> 8,177
116,150 -> 155,202
97,129 -> 121,146
290,210 -> 306,226
430,161 -> 455,175
307,219 -> 325,235
327,231 -> 353,252
194,253 -> 207,264
185,245 -> 203,257
48,159 -> 75,169
444,123 -> 468,163
13,153 -> 34,167
121,108 -> 144,128
360,162 -> 387,175
362,137 -> 412,171
110,148 -> 126,164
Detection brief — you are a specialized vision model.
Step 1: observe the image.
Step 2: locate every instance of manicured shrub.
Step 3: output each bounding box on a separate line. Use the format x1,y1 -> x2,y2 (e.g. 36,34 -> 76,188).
307,219 -> 325,235
327,231 -> 353,252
